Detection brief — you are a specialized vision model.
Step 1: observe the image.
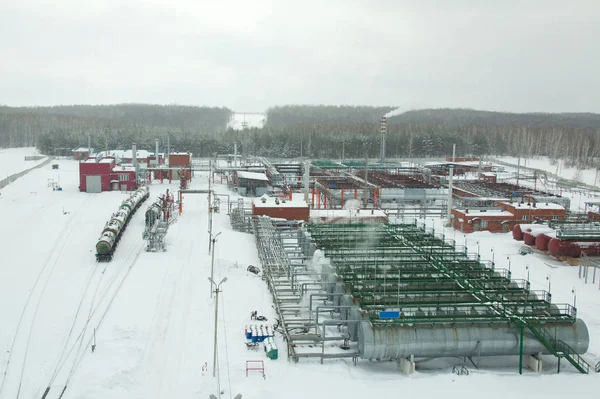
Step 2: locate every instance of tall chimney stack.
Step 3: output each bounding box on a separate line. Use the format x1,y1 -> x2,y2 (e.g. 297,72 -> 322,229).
155,138 -> 159,165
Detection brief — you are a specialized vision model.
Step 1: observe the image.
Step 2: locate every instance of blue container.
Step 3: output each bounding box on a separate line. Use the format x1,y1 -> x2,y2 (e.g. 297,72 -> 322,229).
379,311 -> 400,319
245,330 -> 252,339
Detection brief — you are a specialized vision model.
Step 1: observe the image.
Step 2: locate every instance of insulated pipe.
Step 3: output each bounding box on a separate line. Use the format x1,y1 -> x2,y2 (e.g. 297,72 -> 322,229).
358,319 -> 590,360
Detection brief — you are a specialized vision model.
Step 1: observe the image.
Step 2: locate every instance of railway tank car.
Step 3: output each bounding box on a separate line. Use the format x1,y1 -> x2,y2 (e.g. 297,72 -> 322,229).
95,185 -> 149,261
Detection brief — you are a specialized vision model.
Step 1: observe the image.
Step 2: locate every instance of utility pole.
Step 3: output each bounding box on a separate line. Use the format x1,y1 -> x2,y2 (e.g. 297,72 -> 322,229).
209,277 -> 227,378
447,143 -> 456,226
209,232 -> 221,298
208,159 -> 213,252
363,156 -> 369,208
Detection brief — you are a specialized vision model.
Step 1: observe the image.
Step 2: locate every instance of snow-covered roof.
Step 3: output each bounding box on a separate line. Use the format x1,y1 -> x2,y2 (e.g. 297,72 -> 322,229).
72,147 -> 93,153
237,171 -> 269,181
310,209 -> 388,219
502,202 -> 565,210
83,158 -> 114,164
105,149 -> 159,159
458,209 -> 515,217
253,197 -> 308,208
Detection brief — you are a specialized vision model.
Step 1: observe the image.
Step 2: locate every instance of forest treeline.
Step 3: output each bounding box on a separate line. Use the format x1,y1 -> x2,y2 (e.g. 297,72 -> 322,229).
1,104 -> 599,168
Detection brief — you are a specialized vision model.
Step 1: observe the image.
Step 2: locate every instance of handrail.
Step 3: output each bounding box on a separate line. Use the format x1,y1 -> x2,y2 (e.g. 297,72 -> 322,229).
527,323 -> 589,374
595,361 -> 600,373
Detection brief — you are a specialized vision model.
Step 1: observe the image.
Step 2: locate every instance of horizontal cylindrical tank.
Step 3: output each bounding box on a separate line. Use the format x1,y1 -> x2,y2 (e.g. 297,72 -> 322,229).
577,242 -> 600,257
96,231 -> 116,255
535,233 -> 551,252
523,231 -> 535,246
512,224 -> 524,241
121,199 -> 135,212
103,218 -> 123,236
358,319 -> 589,359
547,239 -> 590,258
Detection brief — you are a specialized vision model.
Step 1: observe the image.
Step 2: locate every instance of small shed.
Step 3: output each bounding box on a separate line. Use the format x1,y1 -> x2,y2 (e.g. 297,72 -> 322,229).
73,147 -> 94,161
237,171 -> 270,196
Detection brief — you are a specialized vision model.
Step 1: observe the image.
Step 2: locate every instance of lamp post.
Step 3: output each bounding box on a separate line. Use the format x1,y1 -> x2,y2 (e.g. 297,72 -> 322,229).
572,286 -> 577,309
209,277 -> 227,379
477,241 -> 480,260
546,274 -> 551,294
209,232 -> 222,298
491,248 -> 495,270
506,255 -> 511,273
526,264 -> 530,283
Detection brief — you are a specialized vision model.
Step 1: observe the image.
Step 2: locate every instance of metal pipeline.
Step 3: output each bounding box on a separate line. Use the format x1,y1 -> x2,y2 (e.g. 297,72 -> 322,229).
314,305 -> 352,324
308,293 -> 348,311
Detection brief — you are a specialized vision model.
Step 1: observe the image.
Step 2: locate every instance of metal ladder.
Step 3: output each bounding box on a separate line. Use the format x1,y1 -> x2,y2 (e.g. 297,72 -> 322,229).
525,323 -> 589,374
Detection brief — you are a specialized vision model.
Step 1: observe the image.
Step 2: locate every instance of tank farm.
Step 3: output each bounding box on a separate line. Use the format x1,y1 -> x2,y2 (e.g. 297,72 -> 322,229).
252,217 -> 591,373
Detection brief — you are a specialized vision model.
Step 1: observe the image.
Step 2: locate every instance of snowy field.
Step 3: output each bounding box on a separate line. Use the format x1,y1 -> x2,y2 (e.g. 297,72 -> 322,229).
497,156 -> 600,186
0,155 -> 598,399
227,113 -> 265,130
0,147 -> 47,179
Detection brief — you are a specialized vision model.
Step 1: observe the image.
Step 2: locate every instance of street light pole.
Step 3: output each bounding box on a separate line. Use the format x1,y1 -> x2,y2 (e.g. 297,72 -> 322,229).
209,277 -> 227,378
572,287 -> 577,309
507,255 -> 511,273
209,232 -> 222,298
546,274 -> 551,294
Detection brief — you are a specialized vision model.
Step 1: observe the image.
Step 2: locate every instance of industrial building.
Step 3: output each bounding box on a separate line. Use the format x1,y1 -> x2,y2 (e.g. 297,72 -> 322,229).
251,196 -> 309,221
79,158 -> 116,192
79,158 -> 138,193
72,147 -> 94,161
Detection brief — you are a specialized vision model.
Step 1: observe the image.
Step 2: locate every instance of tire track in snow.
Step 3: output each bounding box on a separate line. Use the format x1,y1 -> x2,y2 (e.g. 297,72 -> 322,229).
139,213 -> 197,398
0,194 -> 94,399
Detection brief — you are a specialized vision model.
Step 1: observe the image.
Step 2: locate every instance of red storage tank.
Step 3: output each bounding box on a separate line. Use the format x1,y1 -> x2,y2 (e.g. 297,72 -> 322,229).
523,232 -> 536,246
513,224 -> 524,241
577,242 -> 600,257
548,239 -> 580,258
535,234 -> 551,251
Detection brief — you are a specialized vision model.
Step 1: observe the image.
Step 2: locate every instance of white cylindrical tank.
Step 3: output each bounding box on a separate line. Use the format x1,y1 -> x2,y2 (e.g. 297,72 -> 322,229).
358,319 -> 589,359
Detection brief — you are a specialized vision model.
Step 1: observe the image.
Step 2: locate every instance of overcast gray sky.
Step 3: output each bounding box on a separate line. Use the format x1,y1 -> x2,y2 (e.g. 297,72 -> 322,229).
1,0 -> 599,113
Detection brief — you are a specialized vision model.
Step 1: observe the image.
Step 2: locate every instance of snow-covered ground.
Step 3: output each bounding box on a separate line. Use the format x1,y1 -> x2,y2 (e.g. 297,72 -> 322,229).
0,154 -> 598,399
0,147 -> 48,179
496,156 -> 600,186
227,113 -> 266,130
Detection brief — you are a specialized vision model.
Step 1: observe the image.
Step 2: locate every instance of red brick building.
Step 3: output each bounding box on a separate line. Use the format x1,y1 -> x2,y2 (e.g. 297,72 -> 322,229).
110,165 -> 137,191
500,201 -> 566,222
79,158 -> 115,192
451,201 -> 566,233
73,147 -> 93,160
169,153 -> 192,179
451,208 -> 515,233
252,197 -> 309,221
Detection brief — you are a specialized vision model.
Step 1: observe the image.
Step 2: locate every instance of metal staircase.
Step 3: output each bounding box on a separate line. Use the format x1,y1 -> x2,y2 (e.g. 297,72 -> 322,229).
524,322 -> 589,374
